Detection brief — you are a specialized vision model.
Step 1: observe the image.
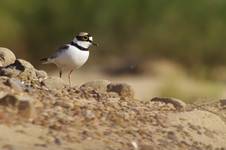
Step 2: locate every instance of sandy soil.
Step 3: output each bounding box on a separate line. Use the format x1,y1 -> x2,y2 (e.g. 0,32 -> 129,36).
0,48 -> 226,150
49,61 -> 226,102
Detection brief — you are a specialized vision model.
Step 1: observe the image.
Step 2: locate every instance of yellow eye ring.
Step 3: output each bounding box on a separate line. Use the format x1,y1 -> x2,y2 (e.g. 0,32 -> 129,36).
83,36 -> 88,40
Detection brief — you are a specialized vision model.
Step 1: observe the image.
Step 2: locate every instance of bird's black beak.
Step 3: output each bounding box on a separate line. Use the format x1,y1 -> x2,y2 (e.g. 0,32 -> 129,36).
88,39 -> 98,46
92,41 -> 98,46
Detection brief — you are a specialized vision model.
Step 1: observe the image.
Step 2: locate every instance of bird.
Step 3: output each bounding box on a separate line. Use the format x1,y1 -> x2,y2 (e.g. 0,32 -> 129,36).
40,32 -> 97,86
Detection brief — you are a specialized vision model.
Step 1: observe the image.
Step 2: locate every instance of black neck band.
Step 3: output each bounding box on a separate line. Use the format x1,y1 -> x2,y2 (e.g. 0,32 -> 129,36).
70,41 -> 89,51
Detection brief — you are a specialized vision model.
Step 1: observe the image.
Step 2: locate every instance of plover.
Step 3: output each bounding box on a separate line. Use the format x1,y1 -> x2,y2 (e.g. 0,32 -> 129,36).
40,32 -> 97,86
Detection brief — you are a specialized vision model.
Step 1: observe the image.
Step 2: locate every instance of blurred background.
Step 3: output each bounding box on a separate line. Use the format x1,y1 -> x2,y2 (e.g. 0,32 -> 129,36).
1,0 -> 226,101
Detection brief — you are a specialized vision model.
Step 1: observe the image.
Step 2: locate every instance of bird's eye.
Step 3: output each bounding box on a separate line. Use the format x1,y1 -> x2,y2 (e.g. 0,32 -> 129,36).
83,36 -> 88,40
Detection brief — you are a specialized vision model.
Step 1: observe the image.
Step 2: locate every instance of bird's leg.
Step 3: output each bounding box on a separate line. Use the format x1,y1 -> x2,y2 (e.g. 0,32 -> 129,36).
59,70 -> 62,78
68,69 -> 74,86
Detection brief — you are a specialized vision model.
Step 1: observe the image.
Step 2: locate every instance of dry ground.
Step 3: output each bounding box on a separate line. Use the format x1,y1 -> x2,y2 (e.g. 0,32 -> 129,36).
0,48 -> 226,150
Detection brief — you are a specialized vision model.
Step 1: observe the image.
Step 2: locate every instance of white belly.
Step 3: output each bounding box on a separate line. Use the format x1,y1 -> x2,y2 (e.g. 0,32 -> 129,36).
54,45 -> 89,70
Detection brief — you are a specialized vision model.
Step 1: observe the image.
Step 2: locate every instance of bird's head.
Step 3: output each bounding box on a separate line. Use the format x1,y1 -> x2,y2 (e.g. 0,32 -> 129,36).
73,32 -> 97,49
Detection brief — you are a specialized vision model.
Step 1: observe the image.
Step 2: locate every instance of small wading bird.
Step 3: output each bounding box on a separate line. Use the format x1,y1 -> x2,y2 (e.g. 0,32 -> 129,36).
40,32 -> 97,86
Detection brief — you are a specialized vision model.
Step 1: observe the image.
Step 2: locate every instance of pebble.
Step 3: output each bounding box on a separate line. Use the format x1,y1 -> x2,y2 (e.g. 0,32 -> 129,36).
80,80 -> 111,93
0,94 -> 35,118
0,94 -> 18,107
219,99 -> 226,108
35,70 -> 48,81
84,109 -> 95,119
150,97 -> 186,110
107,83 -> 134,98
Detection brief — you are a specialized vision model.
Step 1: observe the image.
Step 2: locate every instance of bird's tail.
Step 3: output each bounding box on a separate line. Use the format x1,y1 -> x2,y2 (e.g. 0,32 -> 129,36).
40,58 -> 50,64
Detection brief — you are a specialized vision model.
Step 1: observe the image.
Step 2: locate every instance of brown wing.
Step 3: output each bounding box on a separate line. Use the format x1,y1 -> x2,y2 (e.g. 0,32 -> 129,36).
49,45 -> 69,59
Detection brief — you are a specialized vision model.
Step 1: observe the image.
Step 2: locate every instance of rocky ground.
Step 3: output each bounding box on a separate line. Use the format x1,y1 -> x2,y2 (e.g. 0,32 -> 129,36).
0,47 -> 225,150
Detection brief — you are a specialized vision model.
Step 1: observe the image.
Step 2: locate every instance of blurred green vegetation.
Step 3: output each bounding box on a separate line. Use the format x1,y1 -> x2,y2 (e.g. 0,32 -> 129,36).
159,73 -> 225,102
1,0 -> 226,67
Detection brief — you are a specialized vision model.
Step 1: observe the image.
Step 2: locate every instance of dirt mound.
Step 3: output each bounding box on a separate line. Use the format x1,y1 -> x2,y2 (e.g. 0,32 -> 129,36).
0,48 -> 225,150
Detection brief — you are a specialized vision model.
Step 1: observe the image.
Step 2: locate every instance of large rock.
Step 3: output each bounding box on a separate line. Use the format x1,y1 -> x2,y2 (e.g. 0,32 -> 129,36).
0,48 -> 47,84
0,59 -> 38,82
15,59 -> 37,81
80,80 -> 111,92
0,47 -> 16,67
0,64 -> 20,77
107,83 -> 134,98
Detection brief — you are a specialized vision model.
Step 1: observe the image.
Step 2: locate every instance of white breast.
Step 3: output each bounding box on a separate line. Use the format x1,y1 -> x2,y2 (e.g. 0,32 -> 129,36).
54,45 -> 89,69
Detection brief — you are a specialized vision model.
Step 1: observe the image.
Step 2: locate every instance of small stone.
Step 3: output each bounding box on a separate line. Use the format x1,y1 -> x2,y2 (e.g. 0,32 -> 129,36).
0,94 -> 35,118
34,100 -> 44,108
0,47 -> 16,67
0,94 -> 18,107
219,99 -> 226,108
2,144 -> 14,150
167,131 -> 177,140
42,76 -> 66,90
35,70 -> 48,81
131,141 -> 138,150
80,80 -> 111,93
54,137 -> 62,145
0,91 -> 8,99
17,96 -> 35,118
0,76 -> 10,85
55,101 -> 74,108
84,110 -> 95,119
139,144 -> 154,150
150,97 -> 186,110
107,83 -> 134,98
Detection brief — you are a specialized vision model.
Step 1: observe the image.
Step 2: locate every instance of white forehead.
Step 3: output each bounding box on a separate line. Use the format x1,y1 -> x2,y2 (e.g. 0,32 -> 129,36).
78,32 -> 88,36
89,36 -> 93,41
